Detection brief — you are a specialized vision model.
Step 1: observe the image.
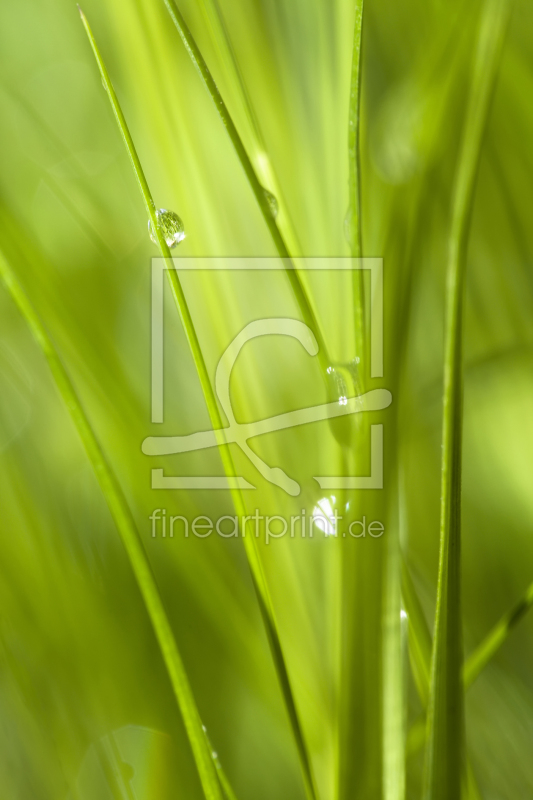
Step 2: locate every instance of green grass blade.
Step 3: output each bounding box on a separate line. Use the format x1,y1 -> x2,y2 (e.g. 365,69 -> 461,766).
423,2 -> 510,798
346,1 -> 365,365
162,0 -> 330,371
79,11 -> 319,800
346,0 -> 363,260
383,511 -> 405,800
0,247 -> 223,800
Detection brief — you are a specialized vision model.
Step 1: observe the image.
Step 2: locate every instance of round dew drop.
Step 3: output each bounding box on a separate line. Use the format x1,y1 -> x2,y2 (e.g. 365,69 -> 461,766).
148,209 -> 186,249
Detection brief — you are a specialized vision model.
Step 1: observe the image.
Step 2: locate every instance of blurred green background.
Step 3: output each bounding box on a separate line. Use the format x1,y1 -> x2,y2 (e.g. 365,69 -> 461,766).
1,0 -> 533,798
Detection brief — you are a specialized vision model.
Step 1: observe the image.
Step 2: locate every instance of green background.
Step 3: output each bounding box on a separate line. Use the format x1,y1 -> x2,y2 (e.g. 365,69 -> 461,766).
0,0 -> 532,798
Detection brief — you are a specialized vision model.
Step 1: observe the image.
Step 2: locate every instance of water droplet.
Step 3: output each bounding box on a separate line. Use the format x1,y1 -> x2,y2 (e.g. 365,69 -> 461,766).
148,209 -> 186,249
262,188 -> 278,219
313,497 -> 337,536
326,365 -> 352,445
334,370 -> 348,402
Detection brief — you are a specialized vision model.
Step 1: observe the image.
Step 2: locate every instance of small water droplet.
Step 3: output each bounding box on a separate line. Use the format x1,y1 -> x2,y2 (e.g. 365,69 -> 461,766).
148,208 -> 186,249
313,497 -> 338,536
212,751 -> 218,759
334,370 -> 348,402
262,188 -> 278,219
325,363 -> 359,446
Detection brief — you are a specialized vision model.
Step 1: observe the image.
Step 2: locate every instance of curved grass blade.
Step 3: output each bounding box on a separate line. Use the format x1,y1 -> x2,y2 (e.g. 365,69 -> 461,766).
162,0 -> 330,373
0,247 -> 223,800
78,10 -> 319,800
423,2 -> 511,798
195,0 -> 302,257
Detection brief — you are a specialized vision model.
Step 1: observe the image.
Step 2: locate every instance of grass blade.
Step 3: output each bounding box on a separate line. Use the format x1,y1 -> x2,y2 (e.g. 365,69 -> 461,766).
79,10 -> 319,800
162,0 -> 330,372
383,500 -> 405,800
346,1 -> 365,366
0,247 -> 223,800
423,2 -> 510,797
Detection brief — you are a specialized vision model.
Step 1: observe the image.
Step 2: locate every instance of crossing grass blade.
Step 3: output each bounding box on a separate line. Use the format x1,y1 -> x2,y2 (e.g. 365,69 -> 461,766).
464,576 -> 533,687
0,246 -> 224,800
78,10 -> 320,800
423,1 -> 511,798
407,570 -> 533,756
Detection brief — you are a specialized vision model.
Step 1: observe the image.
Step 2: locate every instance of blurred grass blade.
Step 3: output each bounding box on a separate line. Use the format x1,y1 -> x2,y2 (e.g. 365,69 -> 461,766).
346,1 -> 366,365
464,578 -> 533,686
79,10 -> 319,800
423,1 -> 510,798
0,247 -> 224,800
162,0 -> 330,370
